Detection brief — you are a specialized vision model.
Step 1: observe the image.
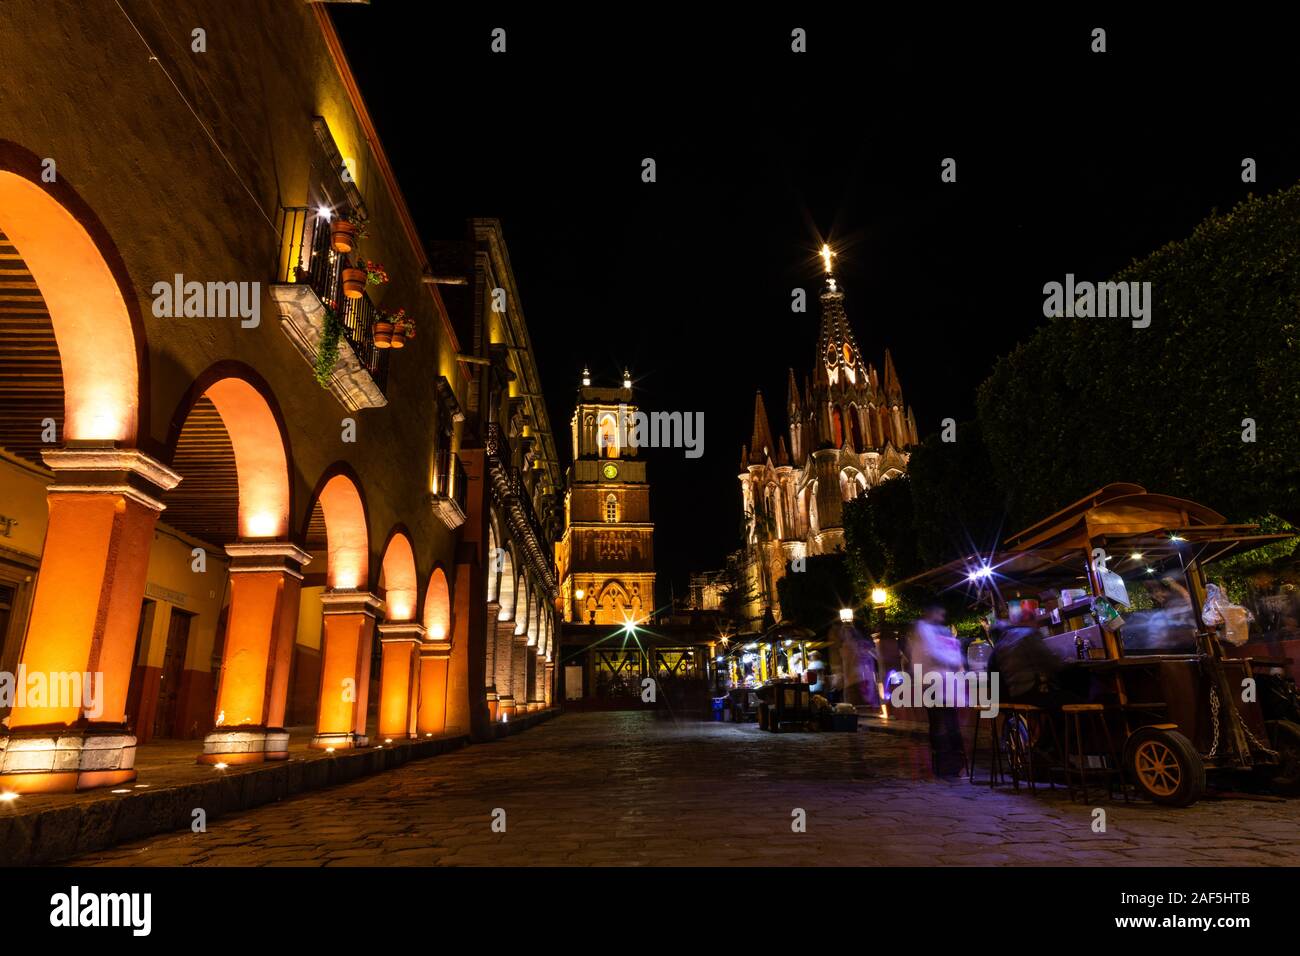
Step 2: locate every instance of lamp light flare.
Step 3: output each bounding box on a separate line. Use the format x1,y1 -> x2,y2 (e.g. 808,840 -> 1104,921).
0,792 -> 20,803
871,587 -> 888,607
839,608 -> 854,623
821,243 -> 833,274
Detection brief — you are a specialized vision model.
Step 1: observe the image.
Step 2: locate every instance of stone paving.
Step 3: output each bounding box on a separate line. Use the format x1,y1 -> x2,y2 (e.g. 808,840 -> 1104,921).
68,712 -> 1300,866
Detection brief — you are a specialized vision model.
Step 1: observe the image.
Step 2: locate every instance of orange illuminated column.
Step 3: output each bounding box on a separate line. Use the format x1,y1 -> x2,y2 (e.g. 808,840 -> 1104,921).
512,626 -> 532,713
312,590 -> 382,749
377,622 -> 424,740
495,618 -> 518,719
484,599 -> 500,722
544,661 -> 555,707
417,638 -> 451,736
0,445 -> 180,793
199,541 -> 310,765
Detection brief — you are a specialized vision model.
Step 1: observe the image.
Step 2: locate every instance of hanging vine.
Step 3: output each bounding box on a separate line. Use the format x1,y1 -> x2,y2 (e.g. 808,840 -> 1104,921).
314,304 -> 343,388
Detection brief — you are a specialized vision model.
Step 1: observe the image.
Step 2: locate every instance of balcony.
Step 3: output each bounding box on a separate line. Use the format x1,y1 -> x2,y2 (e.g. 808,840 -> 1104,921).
485,422 -> 554,591
431,447 -> 468,530
272,206 -> 389,411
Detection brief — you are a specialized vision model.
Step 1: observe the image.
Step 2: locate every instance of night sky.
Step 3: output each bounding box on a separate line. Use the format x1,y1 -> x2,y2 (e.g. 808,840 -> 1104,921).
332,8 -> 1300,604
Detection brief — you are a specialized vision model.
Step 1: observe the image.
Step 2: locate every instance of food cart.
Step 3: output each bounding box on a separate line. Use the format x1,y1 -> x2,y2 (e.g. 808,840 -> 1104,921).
896,484 -> 1300,806
722,623 -> 822,729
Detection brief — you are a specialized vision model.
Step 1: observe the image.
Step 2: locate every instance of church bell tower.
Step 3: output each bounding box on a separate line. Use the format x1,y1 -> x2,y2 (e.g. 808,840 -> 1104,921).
556,369 -> 656,625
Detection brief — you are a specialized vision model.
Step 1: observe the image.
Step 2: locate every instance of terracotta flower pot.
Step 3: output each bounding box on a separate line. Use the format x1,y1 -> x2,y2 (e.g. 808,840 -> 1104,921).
373,321 -> 393,348
330,219 -> 358,254
389,323 -> 406,349
342,267 -> 366,299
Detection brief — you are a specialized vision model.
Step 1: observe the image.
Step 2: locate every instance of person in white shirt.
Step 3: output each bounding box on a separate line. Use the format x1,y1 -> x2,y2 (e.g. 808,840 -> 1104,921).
906,602 -> 966,778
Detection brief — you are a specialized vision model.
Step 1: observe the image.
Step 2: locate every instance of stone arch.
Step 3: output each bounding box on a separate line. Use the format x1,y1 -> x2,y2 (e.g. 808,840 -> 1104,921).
305,468 -> 370,588
514,572 -> 532,635
378,528 -> 418,622
527,590 -> 540,647
486,519 -> 501,603
597,411 -> 619,458
597,580 -> 630,624
424,564 -> 451,640
0,150 -> 162,782
840,467 -> 867,502
497,548 -> 517,620
0,152 -> 143,445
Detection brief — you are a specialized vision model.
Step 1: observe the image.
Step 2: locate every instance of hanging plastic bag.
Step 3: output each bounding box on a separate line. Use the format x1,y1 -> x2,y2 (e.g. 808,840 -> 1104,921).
1202,583 -> 1254,646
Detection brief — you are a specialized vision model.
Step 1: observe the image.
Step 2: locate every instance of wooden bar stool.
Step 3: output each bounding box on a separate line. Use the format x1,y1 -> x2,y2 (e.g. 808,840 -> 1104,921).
1060,703 -> 1126,803
967,710 -> 1006,788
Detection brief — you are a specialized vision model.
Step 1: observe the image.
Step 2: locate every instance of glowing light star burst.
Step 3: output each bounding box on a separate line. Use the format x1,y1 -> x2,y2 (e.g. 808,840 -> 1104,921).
821,243 -> 833,274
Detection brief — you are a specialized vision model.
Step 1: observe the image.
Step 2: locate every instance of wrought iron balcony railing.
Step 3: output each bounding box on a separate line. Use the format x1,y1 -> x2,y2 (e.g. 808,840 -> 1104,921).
274,206 -> 389,404
484,421 -> 513,463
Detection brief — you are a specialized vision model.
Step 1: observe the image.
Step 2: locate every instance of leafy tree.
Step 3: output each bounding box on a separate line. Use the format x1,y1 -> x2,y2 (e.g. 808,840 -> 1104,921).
907,421 -> 1008,566
978,185 -> 1300,527
842,476 -> 920,588
776,553 -> 855,631
717,552 -> 760,631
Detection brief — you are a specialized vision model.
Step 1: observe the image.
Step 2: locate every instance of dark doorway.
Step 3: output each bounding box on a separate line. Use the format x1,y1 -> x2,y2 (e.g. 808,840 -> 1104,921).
155,609 -> 193,739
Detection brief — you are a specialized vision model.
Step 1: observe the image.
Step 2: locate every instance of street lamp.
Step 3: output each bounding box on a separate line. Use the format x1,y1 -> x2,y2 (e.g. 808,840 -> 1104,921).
871,587 -> 888,608
838,607 -> 854,623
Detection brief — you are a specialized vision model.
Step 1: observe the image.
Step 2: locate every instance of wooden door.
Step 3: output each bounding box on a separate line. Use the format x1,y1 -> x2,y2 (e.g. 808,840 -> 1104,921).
154,609 -> 192,739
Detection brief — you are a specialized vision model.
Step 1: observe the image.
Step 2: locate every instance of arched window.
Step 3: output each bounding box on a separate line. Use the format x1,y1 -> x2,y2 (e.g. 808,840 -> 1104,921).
598,414 -> 618,458
604,493 -> 619,523
831,406 -> 845,448
849,405 -> 863,452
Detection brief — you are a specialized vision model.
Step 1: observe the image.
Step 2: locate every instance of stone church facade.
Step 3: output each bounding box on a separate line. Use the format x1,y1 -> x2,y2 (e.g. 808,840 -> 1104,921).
739,256 -> 919,623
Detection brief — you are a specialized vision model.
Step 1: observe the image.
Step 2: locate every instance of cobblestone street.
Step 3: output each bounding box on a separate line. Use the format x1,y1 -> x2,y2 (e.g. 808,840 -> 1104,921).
69,712 -> 1300,867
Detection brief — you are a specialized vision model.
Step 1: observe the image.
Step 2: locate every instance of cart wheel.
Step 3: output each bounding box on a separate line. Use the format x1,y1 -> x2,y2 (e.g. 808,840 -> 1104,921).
1001,713 -> 1031,782
1123,727 -> 1205,807
1264,720 -> 1300,795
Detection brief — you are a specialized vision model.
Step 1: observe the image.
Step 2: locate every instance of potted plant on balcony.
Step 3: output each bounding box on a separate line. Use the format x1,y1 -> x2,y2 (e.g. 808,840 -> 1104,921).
341,262 -> 367,299
374,307 -> 403,349
330,211 -> 366,254
313,305 -> 343,388
363,260 -> 389,287
392,311 -> 415,349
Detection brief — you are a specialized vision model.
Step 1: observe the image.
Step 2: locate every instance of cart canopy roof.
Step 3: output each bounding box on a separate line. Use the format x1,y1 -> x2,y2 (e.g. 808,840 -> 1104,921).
1003,483 -> 1228,550
896,485 -> 1294,596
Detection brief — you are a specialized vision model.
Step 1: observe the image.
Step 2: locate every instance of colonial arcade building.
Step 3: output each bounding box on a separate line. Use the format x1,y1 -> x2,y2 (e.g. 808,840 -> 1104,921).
0,0 -> 557,793
739,248 -> 920,622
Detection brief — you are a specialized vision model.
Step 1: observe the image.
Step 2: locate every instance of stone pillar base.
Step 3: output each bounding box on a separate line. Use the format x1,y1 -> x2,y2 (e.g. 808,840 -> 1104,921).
309,731 -> 369,751
0,725 -> 137,793
497,695 -> 517,720
198,728 -> 291,765
486,688 -> 499,723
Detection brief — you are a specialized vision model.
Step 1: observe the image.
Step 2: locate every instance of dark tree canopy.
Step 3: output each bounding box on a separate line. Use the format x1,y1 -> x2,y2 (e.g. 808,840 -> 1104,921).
776,553 -> 856,631
977,184 -> 1300,527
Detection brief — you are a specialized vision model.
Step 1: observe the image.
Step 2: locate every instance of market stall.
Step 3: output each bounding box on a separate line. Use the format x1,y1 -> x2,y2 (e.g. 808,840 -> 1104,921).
719,622 -> 858,730
895,484 -> 1300,806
